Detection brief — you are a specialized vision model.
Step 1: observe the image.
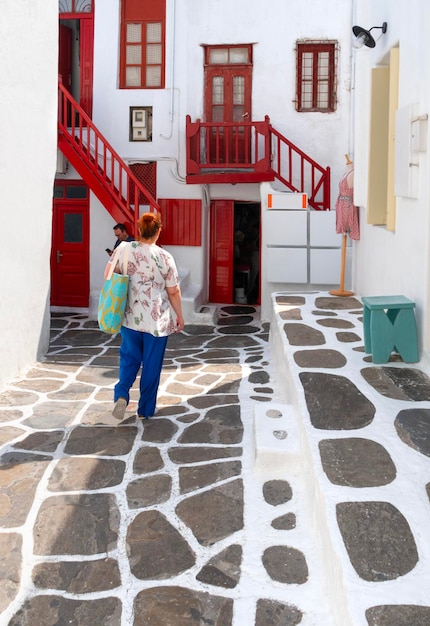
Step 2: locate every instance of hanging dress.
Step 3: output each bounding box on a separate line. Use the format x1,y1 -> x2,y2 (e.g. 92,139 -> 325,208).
335,169 -> 360,240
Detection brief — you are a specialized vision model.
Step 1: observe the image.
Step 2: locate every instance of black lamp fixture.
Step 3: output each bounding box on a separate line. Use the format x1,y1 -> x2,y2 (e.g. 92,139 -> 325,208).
352,22 -> 387,48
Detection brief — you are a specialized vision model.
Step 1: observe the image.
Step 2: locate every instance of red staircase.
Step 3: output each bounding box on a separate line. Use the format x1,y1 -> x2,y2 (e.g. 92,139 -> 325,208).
186,115 -> 330,210
57,79 -> 160,234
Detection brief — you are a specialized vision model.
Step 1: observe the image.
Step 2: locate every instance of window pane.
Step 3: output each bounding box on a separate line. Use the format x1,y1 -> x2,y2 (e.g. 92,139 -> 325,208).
302,53 -> 313,79
147,43 -> 161,64
126,66 -> 141,87
127,23 -> 141,43
75,0 -> 92,11
233,105 -> 245,122
317,83 -> 329,108
54,186 -> 64,199
147,22 -> 162,43
233,76 -> 244,105
212,77 -> 224,105
209,48 -> 229,64
301,83 -> 312,109
318,52 -> 329,79
212,106 -> 224,122
59,0 -> 72,11
126,44 -> 142,65
60,0 -> 91,12
66,186 -> 87,199
229,47 -> 249,63
64,213 -> 82,243
146,66 -> 161,87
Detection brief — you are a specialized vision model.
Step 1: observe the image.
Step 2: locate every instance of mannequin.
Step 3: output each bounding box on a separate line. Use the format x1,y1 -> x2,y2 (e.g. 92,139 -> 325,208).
330,154 -> 360,297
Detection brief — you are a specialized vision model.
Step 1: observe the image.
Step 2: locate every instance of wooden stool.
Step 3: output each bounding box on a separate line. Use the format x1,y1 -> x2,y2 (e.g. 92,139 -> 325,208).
362,295 -> 419,364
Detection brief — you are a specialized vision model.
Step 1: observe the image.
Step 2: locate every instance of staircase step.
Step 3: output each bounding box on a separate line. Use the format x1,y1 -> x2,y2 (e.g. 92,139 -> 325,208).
178,267 -> 216,325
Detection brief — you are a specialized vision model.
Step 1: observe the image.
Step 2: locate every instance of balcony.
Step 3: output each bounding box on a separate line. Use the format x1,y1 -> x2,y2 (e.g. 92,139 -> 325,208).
186,115 -> 331,210
186,115 -> 274,185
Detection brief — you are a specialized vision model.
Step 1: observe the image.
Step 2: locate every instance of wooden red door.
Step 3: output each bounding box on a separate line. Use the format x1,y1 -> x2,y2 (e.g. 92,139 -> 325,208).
51,185 -> 89,307
209,200 -> 234,303
80,16 -> 94,117
205,65 -> 252,164
59,25 -> 72,92
58,14 -> 94,118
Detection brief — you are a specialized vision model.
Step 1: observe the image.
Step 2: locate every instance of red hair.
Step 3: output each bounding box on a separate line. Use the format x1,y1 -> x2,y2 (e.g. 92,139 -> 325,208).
138,212 -> 162,240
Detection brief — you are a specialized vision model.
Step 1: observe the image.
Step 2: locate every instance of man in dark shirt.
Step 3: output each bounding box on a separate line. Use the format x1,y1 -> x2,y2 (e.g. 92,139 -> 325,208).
106,223 -> 135,255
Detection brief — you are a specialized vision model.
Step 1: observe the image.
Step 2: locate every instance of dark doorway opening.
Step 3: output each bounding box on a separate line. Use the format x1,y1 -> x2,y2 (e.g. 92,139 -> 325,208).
233,202 -> 260,304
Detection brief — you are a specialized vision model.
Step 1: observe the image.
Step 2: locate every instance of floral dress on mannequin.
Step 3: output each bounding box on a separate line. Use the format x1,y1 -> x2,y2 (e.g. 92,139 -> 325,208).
335,164 -> 360,240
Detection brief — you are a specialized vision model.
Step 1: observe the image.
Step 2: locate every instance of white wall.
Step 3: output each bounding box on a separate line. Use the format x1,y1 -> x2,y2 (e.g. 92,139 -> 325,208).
352,0 -> 430,361
0,1 -> 58,388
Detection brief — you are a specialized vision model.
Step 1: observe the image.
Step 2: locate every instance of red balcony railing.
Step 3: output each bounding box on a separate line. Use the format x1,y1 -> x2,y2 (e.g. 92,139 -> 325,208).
186,115 -> 273,184
186,115 -> 330,210
57,79 -> 160,233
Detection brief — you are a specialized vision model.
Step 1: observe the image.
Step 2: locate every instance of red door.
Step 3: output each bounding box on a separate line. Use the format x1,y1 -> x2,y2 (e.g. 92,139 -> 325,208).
209,200 -> 234,303
205,65 -> 252,164
51,185 -> 89,307
59,25 -> 72,92
58,14 -> 94,117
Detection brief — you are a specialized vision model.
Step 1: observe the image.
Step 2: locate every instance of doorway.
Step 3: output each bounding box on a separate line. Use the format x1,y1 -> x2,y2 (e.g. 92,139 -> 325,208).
209,200 -> 260,304
59,12 -> 94,117
51,182 -> 90,308
204,45 -> 252,165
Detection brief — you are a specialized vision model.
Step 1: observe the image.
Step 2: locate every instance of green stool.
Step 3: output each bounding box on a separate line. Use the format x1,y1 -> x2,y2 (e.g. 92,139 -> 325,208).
362,295 -> 419,364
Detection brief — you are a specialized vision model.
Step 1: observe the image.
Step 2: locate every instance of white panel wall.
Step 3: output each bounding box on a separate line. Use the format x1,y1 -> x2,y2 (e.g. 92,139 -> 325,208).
260,184 -> 343,320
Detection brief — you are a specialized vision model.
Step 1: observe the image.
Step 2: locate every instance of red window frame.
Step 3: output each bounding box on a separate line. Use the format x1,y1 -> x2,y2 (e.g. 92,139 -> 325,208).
120,0 -> 166,89
296,42 -> 337,112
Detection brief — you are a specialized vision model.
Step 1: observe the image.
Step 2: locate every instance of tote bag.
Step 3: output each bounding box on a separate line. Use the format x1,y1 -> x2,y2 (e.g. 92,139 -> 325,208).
98,242 -> 130,334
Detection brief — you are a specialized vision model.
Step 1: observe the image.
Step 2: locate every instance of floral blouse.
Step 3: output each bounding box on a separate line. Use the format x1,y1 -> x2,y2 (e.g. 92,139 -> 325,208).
115,241 -> 179,337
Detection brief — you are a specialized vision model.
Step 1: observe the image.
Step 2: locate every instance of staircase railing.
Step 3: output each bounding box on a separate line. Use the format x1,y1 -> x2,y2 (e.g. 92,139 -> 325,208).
186,115 -> 330,210
58,79 -> 160,232
269,123 -> 330,211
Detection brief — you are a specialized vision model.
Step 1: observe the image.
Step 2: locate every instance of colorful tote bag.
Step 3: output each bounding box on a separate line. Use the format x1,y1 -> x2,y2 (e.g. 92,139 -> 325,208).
98,242 -> 130,334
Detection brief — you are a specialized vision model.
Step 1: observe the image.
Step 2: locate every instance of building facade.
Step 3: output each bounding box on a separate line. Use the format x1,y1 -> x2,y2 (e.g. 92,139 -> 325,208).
3,0 -> 430,385
55,0 -> 353,322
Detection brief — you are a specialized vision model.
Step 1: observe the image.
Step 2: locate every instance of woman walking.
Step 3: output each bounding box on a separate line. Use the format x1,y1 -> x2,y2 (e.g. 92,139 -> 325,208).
111,212 -> 184,422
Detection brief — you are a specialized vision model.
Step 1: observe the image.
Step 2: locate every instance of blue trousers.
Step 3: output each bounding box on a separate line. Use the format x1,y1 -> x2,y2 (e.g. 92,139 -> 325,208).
114,326 -> 168,418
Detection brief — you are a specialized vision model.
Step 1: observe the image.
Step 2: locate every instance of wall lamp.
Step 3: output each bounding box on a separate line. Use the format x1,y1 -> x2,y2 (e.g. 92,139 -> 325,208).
352,22 -> 387,48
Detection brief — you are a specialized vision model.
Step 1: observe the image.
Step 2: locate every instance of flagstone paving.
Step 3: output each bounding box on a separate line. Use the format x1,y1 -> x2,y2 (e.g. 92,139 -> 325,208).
0,293 -> 430,625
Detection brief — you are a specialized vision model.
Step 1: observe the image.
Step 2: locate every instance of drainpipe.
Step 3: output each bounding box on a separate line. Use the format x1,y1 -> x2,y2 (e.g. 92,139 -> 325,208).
349,0 -> 358,160
170,0 -> 176,123
160,0 -> 176,139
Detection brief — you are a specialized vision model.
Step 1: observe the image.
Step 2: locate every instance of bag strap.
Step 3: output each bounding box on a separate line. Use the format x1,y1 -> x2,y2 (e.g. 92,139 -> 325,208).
104,242 -> 130,280
122,242 -> 130,275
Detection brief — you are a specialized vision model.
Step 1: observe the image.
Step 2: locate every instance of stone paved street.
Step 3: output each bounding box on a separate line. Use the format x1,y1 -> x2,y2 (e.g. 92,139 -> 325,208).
1,294 -> 430,625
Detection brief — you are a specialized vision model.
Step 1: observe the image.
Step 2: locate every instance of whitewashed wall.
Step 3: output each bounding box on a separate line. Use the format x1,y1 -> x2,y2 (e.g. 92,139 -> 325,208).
0,1 -> 58,388
352,0 -> 430,364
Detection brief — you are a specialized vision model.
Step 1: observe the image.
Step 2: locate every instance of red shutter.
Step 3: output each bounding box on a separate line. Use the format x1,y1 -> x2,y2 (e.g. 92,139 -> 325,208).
80,18 -> 94,117
158,199 -> 202,246
209,200 -> 234,303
